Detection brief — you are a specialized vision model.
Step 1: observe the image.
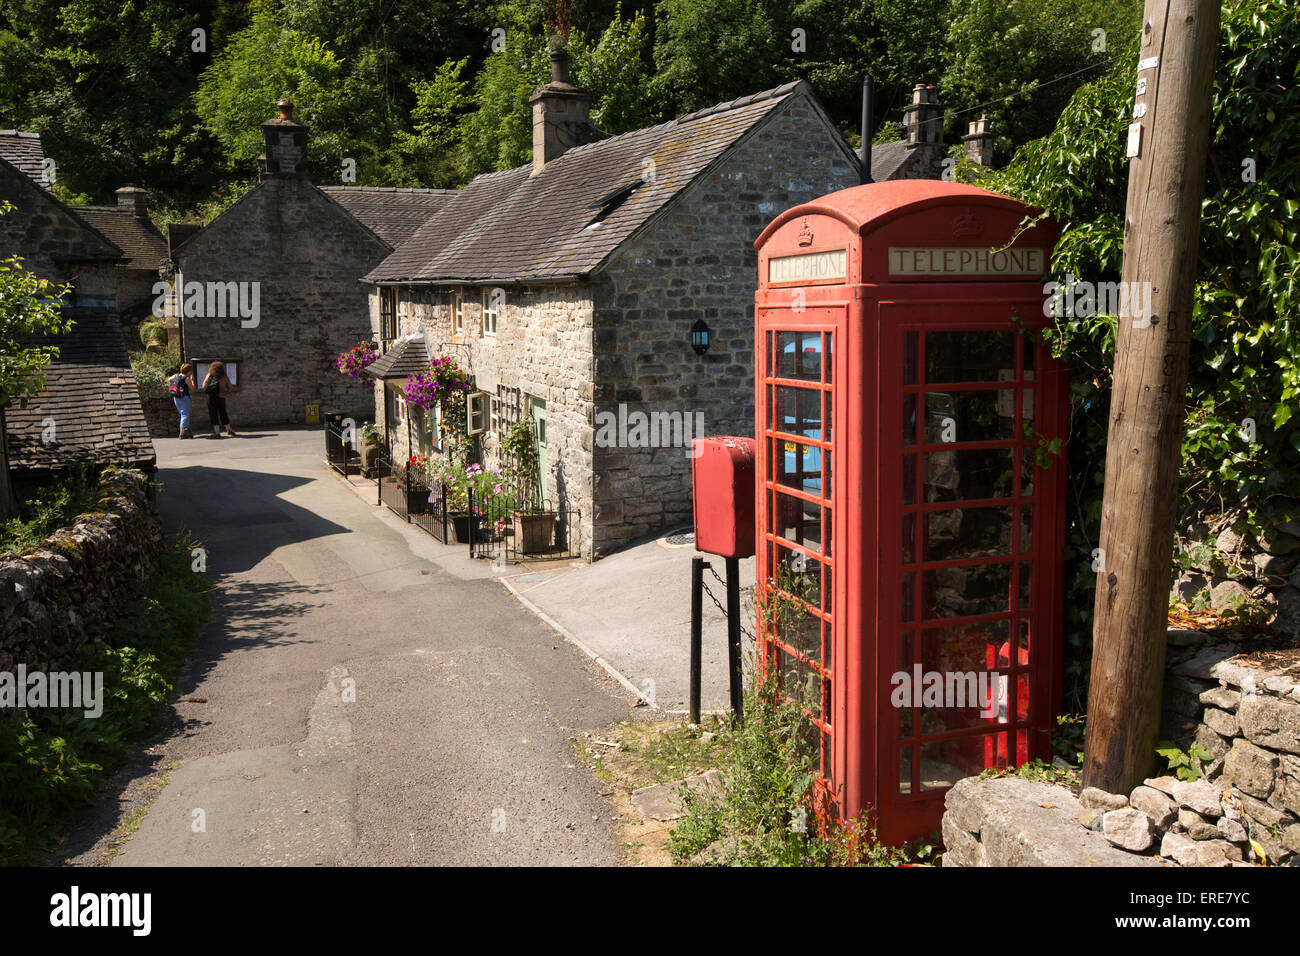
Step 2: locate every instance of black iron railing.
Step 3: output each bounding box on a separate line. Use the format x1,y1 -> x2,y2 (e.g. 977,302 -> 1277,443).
467,492 -> 581,563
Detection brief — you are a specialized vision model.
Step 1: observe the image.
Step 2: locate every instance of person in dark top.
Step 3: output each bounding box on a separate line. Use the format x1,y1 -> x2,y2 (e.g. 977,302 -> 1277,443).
167,363 -> 196,438
201,361 -> 237,437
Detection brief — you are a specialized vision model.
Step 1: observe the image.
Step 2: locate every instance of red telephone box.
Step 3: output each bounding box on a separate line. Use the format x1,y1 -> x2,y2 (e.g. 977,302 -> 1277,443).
753,181 -> 1068,846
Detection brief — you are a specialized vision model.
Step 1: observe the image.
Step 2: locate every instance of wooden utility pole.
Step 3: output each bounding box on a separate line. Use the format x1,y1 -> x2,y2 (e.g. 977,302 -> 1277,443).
1083,0 -> 1220,794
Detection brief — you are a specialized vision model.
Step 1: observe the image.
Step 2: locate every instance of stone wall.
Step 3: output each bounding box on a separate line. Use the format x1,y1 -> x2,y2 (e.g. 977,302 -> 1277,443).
371,284 -> 597,558
142,395 -> 178,437
0,469 -> 162,673
1173,519 -> 1300,638
943,631 -> 1300,867
1162,630 -> 1300,864
176,177 -> 391,427
591,94 -> 860,555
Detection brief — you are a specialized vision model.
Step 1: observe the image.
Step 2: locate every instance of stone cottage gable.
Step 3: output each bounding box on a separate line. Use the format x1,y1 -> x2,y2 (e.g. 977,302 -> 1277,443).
0,156 -> 123,285
586,91 -> 862,554
365,81 -> 816,285
172,176 -> 395,426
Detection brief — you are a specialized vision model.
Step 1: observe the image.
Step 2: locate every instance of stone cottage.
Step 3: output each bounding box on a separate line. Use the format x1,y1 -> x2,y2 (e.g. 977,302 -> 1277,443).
0,142 -> 154,487
72,186 -> 169,320
362,56 -> 866,558
168,102 -> 454,427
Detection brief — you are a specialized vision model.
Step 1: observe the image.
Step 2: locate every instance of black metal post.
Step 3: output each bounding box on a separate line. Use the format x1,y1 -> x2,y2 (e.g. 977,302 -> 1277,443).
467,485 -> 474,555
690,556 -> 704,725
860,74 -> 875,184
726,555 -> 744,722
440,483 -> 448,542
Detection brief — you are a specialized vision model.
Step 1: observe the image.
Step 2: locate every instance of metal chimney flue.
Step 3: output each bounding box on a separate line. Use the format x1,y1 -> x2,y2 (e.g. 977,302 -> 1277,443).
860,76 -> 874,184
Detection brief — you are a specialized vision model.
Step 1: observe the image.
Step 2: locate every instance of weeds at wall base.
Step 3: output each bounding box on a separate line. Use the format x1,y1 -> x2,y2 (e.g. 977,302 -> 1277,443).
0,535 -> 210,864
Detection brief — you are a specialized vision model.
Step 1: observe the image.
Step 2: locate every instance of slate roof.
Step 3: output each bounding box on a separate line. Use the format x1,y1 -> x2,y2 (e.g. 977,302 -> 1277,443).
366,332 -> 431,379
5,308 -> 156,473
0,131 -> 49,190
367,81 -> 851,284
319,187 -> 457,247
73,206 -> 167,271
869,140 -> 913,182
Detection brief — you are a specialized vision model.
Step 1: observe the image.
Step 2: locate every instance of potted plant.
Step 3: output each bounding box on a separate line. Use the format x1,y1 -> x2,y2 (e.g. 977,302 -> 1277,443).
359,422 -> 381,477
400,454 -> 431,513
502,419 -> 557,554
432,456 -> 512,542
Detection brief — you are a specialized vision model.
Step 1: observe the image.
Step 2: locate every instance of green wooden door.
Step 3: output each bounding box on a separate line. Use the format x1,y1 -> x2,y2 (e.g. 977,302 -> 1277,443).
531,398 -> 548,507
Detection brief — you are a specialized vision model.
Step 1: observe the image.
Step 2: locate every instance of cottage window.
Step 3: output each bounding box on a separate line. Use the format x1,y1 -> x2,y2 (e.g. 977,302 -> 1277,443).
451,290 -> 464,335
380,287 -> 398,349
481,287 -> 501,336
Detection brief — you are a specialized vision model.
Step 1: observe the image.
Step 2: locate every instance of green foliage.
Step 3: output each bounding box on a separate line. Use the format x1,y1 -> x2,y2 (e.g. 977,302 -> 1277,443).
0,535 -> 210,863
943,0 -> 1142,157
651,0 -> 785,115
981,0 -> 1299,709
667,686 -> 908,866
1156,741 -> 1214,782
0,469 -> 100,555
130,345 -> 182,401
413,6 -> 655,182
0,0 -> 222,203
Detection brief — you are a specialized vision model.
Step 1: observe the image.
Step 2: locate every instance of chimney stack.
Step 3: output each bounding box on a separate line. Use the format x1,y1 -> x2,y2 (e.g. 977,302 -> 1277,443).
962,114 -> 995,167
904,84 -> 942,147
258,100 -> 310,181
115,185 -> 148,218
528,39 -> 591,177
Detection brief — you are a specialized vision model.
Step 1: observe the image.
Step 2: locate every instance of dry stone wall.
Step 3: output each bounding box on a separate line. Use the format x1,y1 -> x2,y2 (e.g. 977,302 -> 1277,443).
0,469 -> 161,673
1174,519 -> 1300,638
944,629 -> 1300,867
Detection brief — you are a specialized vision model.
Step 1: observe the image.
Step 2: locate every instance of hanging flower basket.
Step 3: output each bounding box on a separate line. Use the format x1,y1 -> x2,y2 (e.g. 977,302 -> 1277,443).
336,342 -> 377,381
405,356 -> 473,410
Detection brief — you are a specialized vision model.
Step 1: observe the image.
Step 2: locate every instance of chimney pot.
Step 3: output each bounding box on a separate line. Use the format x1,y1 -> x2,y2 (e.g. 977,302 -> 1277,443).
115,185 -> 148,218
905,83 -> 942,147
529,43 -> 590,176
259,101 -> 309,181
962,114 -> 995,167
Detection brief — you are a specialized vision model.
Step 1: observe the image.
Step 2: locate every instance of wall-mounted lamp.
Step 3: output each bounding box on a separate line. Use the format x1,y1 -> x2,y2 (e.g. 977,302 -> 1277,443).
690,319 -> 711,355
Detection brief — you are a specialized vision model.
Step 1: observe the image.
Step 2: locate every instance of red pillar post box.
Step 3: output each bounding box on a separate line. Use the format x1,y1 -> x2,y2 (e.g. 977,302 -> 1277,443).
753,181 -> 1068,846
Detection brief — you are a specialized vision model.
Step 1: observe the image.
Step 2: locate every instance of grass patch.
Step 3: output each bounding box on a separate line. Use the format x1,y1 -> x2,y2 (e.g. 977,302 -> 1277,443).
0,536 -> 210,864
666,689 -> 908,867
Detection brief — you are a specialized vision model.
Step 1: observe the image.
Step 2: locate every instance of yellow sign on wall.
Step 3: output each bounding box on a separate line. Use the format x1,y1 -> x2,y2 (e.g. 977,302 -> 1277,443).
305,403 -> 321,425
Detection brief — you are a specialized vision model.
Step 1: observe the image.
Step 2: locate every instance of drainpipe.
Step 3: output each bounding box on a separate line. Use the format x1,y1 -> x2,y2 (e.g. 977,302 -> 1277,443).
860,75 -> 874,184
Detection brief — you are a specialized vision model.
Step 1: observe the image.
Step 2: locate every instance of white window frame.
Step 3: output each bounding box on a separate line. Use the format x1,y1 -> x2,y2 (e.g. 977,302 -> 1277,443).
481,287 -> 499,336
451,289 -> 464,335
466,391 -> 489,435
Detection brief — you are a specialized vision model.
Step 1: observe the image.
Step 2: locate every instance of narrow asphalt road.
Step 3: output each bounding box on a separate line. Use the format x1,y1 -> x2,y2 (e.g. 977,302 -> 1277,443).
61,429 -> 634,866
